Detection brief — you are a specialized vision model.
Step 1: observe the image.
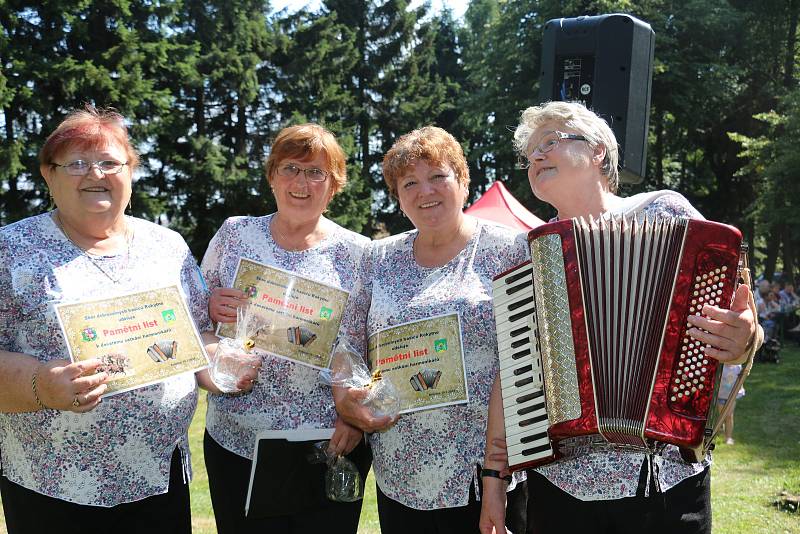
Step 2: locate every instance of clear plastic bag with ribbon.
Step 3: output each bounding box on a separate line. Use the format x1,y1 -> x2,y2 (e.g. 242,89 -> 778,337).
209,305 -> 264,393
319,339 -> 401,419
306,440 -> 364,502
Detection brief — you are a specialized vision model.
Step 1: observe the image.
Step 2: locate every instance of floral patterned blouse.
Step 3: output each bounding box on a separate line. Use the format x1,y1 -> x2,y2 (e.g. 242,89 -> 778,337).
200,214 -> 370,458
535,190 -> 712,500
338,218 -> 528,510
0,212 -> 210,507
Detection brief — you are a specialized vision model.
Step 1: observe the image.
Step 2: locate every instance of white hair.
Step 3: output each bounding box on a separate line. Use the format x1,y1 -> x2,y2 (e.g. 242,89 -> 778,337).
513,101 -> 620,192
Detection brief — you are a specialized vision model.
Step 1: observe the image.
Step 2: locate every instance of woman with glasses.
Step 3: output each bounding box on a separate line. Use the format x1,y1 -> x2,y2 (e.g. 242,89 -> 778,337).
198,123 -> 370,533
0,105 -> 210,532
479,101 -> 762,534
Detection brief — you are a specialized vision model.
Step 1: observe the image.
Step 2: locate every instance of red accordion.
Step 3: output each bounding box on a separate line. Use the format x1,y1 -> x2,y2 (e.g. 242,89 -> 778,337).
492,215 -> 743,471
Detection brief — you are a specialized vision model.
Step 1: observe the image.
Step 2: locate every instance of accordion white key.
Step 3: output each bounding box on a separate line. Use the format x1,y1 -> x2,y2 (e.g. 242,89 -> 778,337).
492,215 -> 743,471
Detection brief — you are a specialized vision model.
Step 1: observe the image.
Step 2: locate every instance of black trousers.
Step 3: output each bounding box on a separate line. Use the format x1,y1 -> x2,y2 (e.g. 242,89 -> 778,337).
0,448 -> 190,534
526,465 -> 711,534
375,472 -> 530,534
204,430 -> 368,534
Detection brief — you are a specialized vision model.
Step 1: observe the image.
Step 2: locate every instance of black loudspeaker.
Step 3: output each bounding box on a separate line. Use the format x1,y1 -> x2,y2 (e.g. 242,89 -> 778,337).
539,14 -> 655,184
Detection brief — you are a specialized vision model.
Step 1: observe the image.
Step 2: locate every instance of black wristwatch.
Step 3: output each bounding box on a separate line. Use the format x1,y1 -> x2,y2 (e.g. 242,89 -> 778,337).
481,468 -> 512,483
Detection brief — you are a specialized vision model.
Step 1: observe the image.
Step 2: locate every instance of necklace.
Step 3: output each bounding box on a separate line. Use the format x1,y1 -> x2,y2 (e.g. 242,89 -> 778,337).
413,216 -> 472,268
54,211 -> 133,284
270,215 -> 324,252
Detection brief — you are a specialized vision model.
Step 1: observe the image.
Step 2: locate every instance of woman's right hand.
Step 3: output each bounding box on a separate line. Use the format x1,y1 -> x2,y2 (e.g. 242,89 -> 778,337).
479,476 -> 510,534
37,359 -> 108,413
332,385 -> 396,433
209,287 -> 247,323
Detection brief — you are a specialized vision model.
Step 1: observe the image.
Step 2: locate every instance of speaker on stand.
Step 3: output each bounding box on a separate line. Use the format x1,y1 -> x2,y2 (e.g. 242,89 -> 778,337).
539,14 -> 655,184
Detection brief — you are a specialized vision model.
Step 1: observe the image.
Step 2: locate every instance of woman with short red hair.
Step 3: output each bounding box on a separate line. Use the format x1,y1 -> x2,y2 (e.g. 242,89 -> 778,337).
198,123 -> 371,533
334,126 -> 528,534
0,105 -> 210,532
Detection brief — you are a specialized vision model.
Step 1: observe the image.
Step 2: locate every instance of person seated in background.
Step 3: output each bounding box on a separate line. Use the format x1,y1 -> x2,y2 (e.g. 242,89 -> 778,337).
757,286 -> 782,341
779,282 -> 800,333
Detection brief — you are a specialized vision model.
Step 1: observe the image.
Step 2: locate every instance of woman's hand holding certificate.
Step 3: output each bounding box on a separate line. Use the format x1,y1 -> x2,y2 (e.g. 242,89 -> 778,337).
209,287 -> 248,323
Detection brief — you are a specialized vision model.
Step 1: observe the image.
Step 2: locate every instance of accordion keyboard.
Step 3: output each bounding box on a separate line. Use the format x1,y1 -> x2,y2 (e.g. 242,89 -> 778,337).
492,262 -> 554,469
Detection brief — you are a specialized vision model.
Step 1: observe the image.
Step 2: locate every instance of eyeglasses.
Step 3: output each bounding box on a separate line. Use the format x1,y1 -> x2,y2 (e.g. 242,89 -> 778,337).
276,163 -> 329,183
518,131 -> 588,168
52,160 -> 128,176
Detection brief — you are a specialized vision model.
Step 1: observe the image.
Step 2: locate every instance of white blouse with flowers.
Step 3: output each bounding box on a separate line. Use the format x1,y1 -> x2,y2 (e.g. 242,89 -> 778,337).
0,213 -> 210,506
338,219 -> 528,510
200,214 -> 369,458
535,190 -> 712,500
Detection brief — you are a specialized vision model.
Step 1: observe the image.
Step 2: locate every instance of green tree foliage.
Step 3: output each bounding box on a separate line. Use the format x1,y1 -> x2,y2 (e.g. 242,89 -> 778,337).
270,9 -> 370,233
0,0 -> 177,225
144,0 -> 277,257
0,0 -> 797,276
730,90 -> 800,282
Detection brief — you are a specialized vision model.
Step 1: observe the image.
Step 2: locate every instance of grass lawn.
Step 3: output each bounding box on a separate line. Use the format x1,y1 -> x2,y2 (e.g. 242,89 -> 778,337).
1,346 -> 798,533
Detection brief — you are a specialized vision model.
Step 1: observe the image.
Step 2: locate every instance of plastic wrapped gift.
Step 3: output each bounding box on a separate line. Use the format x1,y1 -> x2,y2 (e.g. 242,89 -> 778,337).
320,339 -> 401,419
210,305 -> 264,393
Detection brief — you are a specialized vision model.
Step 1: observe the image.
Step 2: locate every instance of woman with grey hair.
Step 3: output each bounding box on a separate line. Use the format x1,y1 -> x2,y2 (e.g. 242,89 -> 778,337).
480,101 -> 762,534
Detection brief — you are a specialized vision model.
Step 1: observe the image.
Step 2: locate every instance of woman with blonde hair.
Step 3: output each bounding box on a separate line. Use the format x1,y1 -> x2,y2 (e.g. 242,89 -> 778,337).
480,101 -> 762,534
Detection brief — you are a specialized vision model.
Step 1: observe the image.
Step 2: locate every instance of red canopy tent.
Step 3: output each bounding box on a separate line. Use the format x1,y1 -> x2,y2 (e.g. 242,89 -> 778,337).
465,181 -> 544,230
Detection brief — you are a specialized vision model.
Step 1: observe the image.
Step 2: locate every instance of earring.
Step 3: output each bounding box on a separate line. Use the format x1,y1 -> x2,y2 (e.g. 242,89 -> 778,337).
127,198 -> 132,213
47,191 -> 55,211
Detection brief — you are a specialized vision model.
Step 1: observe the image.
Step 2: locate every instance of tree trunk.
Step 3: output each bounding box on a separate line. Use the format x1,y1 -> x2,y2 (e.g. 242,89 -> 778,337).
356,7 -> 369,189
3,104 -> 21,224
782,222 -> 796,282
784,0 -> 799,88
653,107 -> 664,189
764,223 -> 782,281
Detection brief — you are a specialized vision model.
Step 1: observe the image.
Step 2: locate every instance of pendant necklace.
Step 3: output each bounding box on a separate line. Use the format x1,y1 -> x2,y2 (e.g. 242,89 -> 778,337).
54,211 -> 133,284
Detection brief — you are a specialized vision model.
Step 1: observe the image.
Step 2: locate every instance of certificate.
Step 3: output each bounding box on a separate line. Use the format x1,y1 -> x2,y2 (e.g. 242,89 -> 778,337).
368,313 -> 468,414
217,258 -> 349,370
55,285 -> 209,396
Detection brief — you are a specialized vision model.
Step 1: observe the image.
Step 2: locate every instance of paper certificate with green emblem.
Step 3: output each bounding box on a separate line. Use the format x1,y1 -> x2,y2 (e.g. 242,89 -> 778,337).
367,313 -> 468,414
55,285 -> 209,396
217,258 -> 350,370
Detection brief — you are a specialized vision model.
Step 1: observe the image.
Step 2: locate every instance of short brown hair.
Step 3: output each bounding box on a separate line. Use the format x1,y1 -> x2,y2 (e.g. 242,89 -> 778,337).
382,126 -> 469,198
39,104 -> 139,171
265,123 -> 347,195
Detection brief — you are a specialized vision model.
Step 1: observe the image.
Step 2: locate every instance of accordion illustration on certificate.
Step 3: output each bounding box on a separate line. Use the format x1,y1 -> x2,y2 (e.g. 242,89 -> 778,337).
217,257 -> 350,370
367,312 -> 468,414
55,284 -> 210,396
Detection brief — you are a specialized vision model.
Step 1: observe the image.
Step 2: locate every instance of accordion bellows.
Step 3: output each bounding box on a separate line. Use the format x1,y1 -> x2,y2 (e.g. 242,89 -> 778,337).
493,215 -> 743,471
